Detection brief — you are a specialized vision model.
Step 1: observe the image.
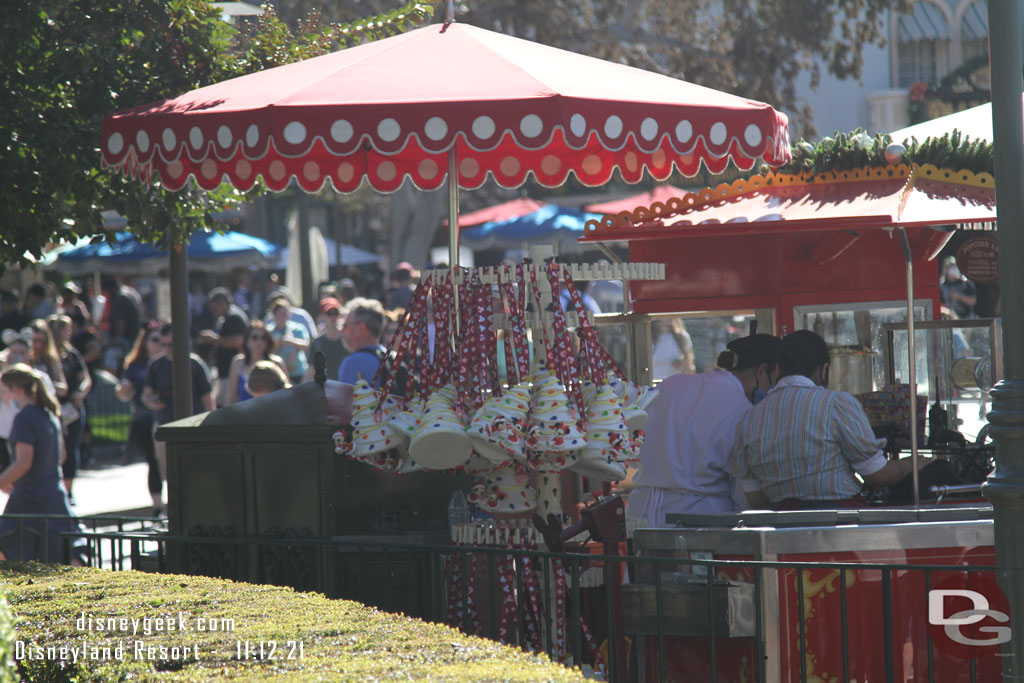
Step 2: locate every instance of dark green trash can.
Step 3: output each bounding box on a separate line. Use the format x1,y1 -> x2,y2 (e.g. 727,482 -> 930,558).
157,377 -> 466,602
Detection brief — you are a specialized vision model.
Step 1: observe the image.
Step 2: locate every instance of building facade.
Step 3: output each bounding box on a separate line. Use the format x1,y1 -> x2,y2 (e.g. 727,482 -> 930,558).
801,0 -> 995,138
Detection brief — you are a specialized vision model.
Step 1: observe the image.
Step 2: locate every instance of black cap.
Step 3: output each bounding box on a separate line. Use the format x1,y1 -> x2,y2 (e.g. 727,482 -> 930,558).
779,330 -> 830,377
718,333 -> 781,371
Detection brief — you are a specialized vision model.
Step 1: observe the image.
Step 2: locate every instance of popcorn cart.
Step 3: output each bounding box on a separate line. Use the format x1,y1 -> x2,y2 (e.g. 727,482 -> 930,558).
582,164 -> 997,389
579,159 -> 1005,680
628,508 -> 999,682
581,162 -> 1000,501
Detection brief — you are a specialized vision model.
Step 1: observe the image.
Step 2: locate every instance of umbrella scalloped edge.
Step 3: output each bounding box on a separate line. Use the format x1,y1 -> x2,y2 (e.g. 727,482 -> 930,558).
103,123 -> 791,194
582,163 -> 996,235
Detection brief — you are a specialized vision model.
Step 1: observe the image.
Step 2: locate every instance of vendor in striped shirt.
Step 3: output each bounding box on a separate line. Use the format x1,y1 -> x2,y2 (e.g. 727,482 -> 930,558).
730,330 -> 934,510
626,332 -> 781,526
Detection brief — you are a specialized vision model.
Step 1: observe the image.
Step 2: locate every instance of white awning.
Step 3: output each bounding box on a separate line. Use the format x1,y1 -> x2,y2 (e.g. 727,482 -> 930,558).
897,2 -> 950,42
960,1 -> 988,41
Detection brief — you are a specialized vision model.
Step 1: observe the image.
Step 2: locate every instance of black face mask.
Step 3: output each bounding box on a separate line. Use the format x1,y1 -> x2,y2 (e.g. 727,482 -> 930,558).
748,366 -> 773,404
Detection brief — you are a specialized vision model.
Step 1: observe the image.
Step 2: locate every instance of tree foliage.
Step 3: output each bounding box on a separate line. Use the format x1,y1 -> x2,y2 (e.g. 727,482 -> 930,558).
453,0 -> 909,134
0,0 -> 433,267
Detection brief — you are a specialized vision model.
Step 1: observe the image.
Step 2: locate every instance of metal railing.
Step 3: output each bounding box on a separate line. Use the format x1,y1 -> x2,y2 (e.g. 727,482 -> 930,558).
1,517 -> 1004,683
1,514 -> 162,568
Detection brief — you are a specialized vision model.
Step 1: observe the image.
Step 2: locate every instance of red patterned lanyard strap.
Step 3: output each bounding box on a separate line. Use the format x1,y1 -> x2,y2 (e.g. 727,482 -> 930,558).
519,535 -> 544,653
496,539 -> 518,644
580,613 -> 605,678
374,279 -> 428,408
508,265 -> 532,381
412,310 -> 430,401
562,268 -> 625,382
576,326 -> 594,384
465,551 -> 481,635
468,270 -> 491,410
497,270 -> 519,387
552,557 -> 567,662
455,270 -> 479,415
526,261 -> 557,374
479,271 -> 502,396
546,262 -> 583,417
445,548 -> 464,628
382,278 -> 424,355
428,272 -> 455,393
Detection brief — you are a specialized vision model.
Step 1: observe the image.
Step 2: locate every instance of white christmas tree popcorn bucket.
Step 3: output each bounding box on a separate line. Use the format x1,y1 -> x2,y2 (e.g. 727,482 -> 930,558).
330,256 -> 665,526
467,465 -> 538,515
466,382 -> 531,463
408,392 -> 474,470
572,383 -> 631,482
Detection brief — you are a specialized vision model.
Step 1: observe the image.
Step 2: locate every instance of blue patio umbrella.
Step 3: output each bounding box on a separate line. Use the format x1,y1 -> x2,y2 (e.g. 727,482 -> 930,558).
459,204 -> 603,252
55,230 -> 282,276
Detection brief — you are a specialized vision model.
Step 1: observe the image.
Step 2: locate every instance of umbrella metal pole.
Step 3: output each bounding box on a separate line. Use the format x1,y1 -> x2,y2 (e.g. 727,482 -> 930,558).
448,147 -> 460,270
985,0 -> 1024,674
448,147 -> 460,344
298,201 -> 313,312
169,244 -> 193,422
898,228 -> 920,507
92,271 -> 101,312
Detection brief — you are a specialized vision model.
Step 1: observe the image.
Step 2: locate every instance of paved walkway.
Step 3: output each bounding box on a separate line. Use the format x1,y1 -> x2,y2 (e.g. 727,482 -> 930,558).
0,445 -> 156,518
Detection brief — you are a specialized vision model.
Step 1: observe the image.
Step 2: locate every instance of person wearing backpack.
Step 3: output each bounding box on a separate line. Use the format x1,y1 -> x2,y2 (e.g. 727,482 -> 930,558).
337,298 -> 387,382
336,299 -> 388,422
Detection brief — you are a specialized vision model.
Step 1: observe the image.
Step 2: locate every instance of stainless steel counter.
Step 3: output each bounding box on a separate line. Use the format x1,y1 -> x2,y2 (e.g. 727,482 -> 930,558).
628,506 -> 998,683
635,506 -> 994,556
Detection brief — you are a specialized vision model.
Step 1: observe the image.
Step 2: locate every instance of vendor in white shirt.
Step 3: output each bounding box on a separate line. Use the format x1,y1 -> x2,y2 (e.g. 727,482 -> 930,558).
625,332 -> 781,527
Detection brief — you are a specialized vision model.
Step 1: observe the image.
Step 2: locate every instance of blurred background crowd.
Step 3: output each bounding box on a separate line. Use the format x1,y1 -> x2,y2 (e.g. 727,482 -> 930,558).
0,261 -> 429,516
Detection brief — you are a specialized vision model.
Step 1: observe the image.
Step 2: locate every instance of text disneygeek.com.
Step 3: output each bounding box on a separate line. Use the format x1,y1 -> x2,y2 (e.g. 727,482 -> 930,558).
13,611 -> 250,664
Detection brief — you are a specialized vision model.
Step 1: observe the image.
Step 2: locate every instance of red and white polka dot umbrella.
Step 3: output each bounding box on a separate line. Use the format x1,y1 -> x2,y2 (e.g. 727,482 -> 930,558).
102,22 -> 791,195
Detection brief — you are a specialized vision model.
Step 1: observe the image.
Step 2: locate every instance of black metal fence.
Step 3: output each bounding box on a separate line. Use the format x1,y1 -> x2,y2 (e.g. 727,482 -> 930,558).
32,522 -> 1003,683
0,514 -> 162,567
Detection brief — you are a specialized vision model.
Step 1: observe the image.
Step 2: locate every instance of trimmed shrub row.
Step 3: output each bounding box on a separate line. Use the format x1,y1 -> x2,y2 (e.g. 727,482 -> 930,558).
2,563 -> 586,681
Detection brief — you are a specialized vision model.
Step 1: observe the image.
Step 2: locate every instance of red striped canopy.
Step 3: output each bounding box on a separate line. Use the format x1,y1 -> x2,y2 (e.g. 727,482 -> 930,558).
585,184 -> 688,215
102,22 -> 790,194
454,198 -> 548,227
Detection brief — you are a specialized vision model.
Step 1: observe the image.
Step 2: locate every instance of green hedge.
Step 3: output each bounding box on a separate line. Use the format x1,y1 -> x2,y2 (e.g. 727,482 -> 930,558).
0,591 -> 17,683
2,564 -> 586,682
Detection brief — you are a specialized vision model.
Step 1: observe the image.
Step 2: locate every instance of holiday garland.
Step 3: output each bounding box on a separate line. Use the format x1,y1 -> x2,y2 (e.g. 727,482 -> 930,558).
778,128 -> 993,177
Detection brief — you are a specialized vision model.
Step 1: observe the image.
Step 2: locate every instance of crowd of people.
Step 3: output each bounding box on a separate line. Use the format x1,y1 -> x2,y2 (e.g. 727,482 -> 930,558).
0,253 -> 980,561
0,262 -> 423,561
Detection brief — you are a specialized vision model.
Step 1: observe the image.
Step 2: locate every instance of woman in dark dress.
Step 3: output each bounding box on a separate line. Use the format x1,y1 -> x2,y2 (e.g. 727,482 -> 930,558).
115,321 -> 164,513
47,314 -> 92,500
0,364 -> 87,564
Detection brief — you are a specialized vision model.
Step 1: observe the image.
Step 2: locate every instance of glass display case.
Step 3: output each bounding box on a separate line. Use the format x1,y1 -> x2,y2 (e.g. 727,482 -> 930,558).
793,299 -> 932,395
882,318 -> 1002,446
630,309 -> 775,385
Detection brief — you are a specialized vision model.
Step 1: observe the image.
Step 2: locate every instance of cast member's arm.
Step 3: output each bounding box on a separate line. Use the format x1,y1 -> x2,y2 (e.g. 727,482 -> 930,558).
833,392 -> 933,487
